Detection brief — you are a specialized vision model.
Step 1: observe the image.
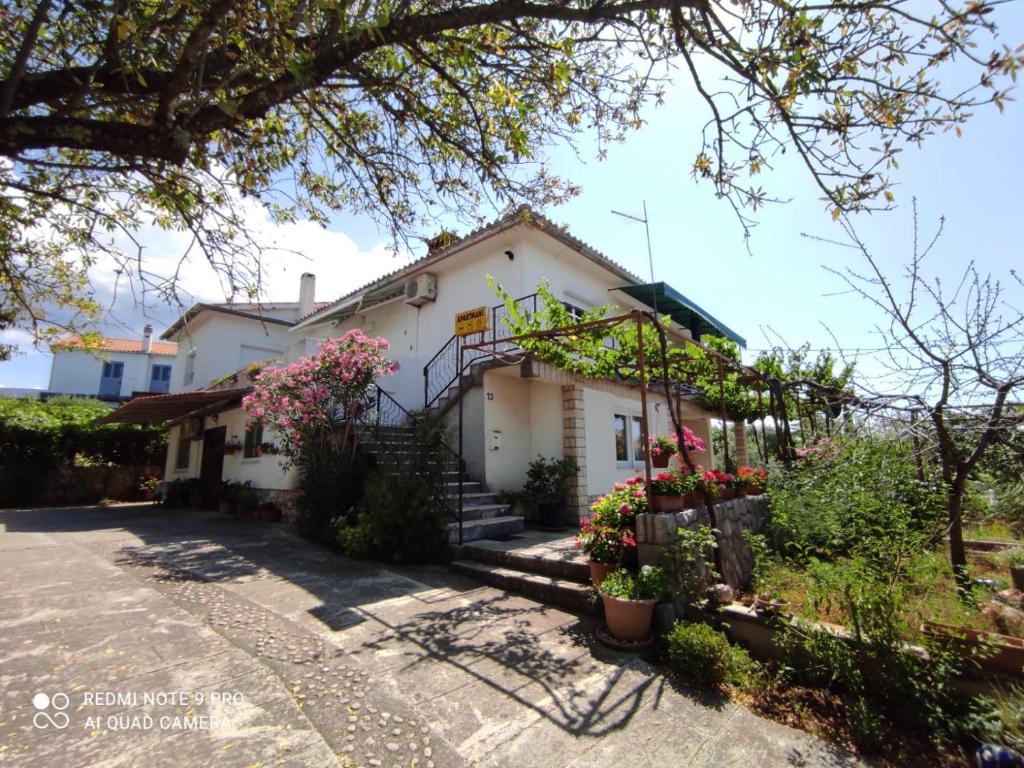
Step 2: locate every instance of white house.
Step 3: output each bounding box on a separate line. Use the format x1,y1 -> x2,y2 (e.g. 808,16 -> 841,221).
161,272 -> 323,392
48,325 -> 177,400
102,207 -> 747,535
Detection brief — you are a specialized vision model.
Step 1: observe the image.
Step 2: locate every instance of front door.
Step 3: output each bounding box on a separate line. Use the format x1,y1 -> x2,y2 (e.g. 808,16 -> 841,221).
199,426 -> 227,509
99,361 -> 124,397
149,364 -> 171,393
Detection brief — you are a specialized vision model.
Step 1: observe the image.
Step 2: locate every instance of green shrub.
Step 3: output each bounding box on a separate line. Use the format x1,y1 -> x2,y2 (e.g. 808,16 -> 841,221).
967,685 -> 1024,752
767,433 -> 946,566
667,622 -> 741,696
295,446 -> 369,543
334,515 -> 376,559
665,524 -> 718,605
361,413 -> 452,563
599,565 -> 667,600
779,558 -> 968,752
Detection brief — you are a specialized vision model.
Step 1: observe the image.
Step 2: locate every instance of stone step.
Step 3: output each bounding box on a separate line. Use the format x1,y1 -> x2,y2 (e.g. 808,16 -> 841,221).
450,540 -> 590,584
449,560 -> 600,617
448,490 -> 497,503
447,516 -> 524,544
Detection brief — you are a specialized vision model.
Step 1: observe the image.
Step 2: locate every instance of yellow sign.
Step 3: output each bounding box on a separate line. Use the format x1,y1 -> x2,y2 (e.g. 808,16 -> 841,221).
455,306 -> 488,336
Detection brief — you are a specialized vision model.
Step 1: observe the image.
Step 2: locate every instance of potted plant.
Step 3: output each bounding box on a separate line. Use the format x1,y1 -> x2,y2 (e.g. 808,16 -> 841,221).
710,468 -> 736,500
577,477 -> 645,585
599,565 -> 667,641
222,437 -> 244,455
138,475 -> 160,502
522,455 -> 578,530
650,471 -> 684,512
736,466 -> 768,496
648,435 -> 678,468
221,480 -> 258,516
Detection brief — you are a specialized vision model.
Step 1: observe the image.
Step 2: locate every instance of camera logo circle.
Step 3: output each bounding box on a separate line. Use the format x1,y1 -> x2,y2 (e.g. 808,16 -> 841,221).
32,692 -> 70,729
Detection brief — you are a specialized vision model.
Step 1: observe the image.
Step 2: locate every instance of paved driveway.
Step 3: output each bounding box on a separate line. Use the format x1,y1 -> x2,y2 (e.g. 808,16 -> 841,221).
0,504 -> 862,767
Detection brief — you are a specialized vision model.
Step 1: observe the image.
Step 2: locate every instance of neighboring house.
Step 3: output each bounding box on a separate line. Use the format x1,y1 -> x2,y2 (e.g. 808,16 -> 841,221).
103,207 -> 748,535
48,326 -> 177,400
161,272 -> 324,392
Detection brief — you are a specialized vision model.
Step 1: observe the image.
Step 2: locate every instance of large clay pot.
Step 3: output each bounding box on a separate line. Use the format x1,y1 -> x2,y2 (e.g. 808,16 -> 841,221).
590,561 -> 614,587
651,494 -> 684,512
601,593 -> 658,641
652,453 -> 671,468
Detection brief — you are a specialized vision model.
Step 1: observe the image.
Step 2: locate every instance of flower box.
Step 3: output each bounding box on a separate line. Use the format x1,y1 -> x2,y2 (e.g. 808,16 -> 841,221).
651,494 -> 684,512
922,621 -> 1024,677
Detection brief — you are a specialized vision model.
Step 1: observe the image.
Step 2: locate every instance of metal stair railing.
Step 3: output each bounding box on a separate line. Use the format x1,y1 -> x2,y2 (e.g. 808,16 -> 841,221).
357,386 -> 470,543
422,293 -> 538,409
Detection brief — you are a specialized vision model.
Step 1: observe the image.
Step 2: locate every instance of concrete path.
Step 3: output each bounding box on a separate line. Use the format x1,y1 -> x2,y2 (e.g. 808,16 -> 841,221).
0,504 -> 864,767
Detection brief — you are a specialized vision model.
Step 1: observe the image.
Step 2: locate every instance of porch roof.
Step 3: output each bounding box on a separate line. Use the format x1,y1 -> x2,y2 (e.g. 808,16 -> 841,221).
96,388 -> 251,425
614,282 -> 746,349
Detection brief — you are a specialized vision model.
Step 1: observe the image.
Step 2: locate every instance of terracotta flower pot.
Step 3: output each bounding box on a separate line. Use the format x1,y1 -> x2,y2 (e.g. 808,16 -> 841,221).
719,487 -> 736,501
590,561 -> 615,587
747,485 -> 765,496
1011,564 -> 1024,592
651,494 -> 684,512
601,593 -> 658,642
652,453 -> 671,468
682,491 -> 702,508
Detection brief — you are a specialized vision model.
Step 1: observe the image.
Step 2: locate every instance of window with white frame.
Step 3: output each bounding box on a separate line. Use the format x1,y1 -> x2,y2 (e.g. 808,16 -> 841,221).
184,350 -> 196,385
614,413 -> 644,465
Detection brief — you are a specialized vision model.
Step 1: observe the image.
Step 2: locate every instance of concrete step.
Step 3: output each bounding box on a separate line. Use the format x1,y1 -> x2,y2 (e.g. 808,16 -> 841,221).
447,515 -> 523,544
450,540 -> 590,583
459,503 -> 512,522
449,560 -> 600,617
448,491 -> 499,504
445,480 -> 482,493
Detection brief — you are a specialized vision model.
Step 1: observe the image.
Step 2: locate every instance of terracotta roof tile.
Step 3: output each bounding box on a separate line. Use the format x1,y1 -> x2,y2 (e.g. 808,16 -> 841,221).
53,334 -> 178,356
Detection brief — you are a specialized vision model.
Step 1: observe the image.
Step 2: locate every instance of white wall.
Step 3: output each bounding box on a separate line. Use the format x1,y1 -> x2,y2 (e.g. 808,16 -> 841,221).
168,312 -> 294,392
49,348 -> 174,397
481,370 -> 565,494
306,224 -> 663,411
581,385 -> 714,497
163,409 -> 297,490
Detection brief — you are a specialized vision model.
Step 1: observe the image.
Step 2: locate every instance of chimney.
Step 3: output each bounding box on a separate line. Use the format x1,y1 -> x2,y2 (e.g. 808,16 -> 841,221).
141,324 -> 153,354
298,273 -> 316,319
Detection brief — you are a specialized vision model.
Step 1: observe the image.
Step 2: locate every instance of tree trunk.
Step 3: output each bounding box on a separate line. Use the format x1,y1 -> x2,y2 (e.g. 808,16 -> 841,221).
947,484 -> 970,589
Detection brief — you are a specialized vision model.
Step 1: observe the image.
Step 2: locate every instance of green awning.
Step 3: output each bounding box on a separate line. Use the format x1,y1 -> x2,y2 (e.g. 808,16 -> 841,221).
615,282 -> 746,348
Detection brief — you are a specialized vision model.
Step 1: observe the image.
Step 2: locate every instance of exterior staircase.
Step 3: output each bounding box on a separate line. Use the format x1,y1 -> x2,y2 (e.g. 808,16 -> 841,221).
449,531 -> 601,617
358,424 -> 524,544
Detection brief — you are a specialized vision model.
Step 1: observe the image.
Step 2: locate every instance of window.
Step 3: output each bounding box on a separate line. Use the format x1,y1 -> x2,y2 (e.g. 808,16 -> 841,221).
243,422 -> 264,459
562,301 -> 586,322
150,364 -> 171,393
175,436 -> 190,470
614,413 -> 644,465
184,351 -> 196,385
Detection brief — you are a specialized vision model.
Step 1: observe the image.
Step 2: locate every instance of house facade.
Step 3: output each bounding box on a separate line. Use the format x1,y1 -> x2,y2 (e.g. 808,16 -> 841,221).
292,207 -> 746,519
106,207 -> 746,530
48,326 -> 177,400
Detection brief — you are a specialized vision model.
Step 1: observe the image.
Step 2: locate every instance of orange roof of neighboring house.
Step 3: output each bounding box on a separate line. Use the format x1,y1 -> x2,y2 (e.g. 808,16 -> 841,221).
53,334 -> 178,356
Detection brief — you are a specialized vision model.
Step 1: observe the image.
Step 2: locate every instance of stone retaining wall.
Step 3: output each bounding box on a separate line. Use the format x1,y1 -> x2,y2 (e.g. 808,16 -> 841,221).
636,495 -> 769,589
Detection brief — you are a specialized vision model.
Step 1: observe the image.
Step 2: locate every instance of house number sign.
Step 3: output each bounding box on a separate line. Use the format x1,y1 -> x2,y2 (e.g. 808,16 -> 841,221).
454,306 -> 488,336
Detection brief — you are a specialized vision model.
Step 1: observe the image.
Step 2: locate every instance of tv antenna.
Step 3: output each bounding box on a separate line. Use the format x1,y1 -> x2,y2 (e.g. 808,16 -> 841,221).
612,200 -> 657,313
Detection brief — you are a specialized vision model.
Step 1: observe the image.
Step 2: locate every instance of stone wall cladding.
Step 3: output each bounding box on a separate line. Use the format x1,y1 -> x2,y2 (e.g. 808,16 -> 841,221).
636,496 -> 769,590
258,488 -> 302,524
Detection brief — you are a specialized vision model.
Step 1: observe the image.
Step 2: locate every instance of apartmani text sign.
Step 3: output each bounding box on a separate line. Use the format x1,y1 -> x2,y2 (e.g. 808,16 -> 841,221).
455,307 -> 488,336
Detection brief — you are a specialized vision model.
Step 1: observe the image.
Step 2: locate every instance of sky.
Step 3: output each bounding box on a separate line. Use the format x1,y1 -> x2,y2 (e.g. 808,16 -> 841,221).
2,5 -> 1023,392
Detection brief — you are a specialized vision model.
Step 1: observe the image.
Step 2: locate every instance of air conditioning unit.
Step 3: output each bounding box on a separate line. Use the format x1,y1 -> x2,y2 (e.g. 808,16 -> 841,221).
179,419 -> 202,440
404,273 -> 437,306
